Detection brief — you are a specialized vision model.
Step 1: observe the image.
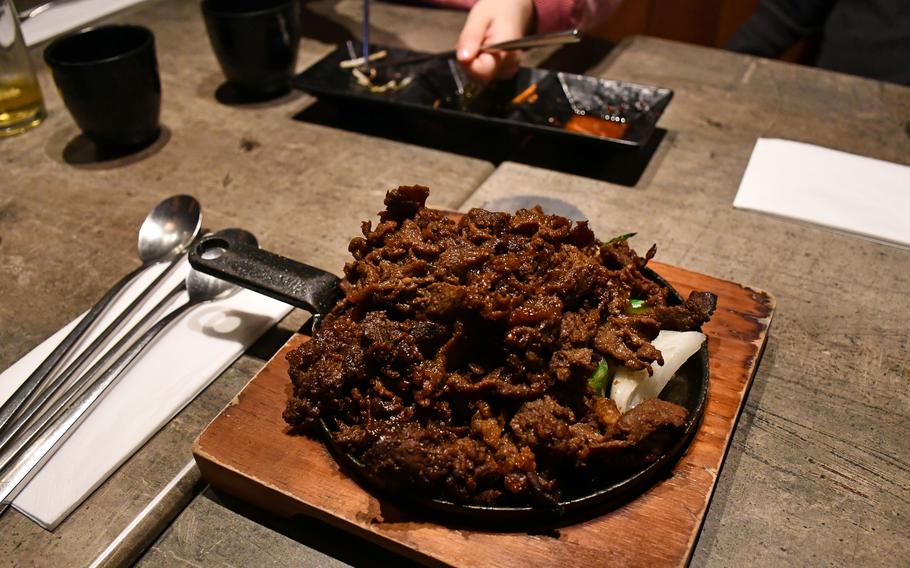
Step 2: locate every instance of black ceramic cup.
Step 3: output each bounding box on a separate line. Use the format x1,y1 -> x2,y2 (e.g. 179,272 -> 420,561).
201,0 -> 301,97
44,25 -> 161,149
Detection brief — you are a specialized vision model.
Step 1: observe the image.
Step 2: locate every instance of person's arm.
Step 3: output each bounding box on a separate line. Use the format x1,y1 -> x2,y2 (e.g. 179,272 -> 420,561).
725,0 -> 837,57
455,0 -> 622,81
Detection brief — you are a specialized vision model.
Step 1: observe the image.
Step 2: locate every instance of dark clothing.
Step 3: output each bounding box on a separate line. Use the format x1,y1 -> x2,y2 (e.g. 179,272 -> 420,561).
726,0 -> 910,85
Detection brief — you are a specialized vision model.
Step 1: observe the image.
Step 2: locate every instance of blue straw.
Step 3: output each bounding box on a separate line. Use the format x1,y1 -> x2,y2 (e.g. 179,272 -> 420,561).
362,0 -> 370,61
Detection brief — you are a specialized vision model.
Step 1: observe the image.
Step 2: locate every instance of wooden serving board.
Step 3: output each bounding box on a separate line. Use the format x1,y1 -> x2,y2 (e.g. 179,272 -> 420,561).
193,261 -> 775,567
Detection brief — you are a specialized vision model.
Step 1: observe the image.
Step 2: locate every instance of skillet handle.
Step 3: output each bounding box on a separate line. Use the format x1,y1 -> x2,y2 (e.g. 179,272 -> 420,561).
189,233 -> 342,315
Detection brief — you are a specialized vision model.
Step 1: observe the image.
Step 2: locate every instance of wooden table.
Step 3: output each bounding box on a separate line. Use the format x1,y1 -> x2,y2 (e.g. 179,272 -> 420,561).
1,0 -> 908,566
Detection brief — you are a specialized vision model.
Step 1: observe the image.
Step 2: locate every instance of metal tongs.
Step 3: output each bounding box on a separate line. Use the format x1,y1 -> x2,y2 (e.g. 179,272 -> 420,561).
372,29 -> 582,71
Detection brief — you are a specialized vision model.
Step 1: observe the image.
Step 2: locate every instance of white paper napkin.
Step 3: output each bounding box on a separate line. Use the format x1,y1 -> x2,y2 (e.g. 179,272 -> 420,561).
21,0 -> 149,46
0,259 -> 292,529
733,138 -> 910,248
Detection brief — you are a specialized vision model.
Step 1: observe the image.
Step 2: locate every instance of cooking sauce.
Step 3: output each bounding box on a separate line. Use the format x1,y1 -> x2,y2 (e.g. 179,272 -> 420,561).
564,114 -> 628,139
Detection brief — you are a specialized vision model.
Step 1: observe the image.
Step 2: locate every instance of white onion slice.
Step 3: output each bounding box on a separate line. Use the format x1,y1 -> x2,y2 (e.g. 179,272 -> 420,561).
610,330 -> 706,413
339,50 -> 389,69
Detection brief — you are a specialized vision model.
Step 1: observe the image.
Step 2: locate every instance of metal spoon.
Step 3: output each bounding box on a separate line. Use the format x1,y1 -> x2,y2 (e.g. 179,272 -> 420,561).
0,282 -> 187,470
0,195 -> 202,447
0,233 -> 203,454
0,229 -> 256,512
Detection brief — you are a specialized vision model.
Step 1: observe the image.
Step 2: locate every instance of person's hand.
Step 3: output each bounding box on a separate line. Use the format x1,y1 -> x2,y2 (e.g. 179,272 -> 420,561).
456,0 -> 535,81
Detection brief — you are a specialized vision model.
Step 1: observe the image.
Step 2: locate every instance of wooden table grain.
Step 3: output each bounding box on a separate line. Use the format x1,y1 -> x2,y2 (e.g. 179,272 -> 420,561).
1,0 -> 908,565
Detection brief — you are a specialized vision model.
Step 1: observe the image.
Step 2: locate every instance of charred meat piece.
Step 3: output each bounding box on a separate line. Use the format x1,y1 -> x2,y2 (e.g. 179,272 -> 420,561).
652,291 -> 717,331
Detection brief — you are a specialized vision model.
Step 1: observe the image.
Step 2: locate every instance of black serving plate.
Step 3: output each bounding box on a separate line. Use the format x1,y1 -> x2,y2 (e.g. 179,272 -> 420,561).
190,232 -> 709,527
317,267 -> 709,527
294,41 -> 673,148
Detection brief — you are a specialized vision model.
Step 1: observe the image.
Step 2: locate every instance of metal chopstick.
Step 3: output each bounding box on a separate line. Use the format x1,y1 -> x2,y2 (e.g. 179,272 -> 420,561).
0,281 -> 187,511
374,28 -> 581,70
0,266 -> 142,444
0,253 -> 186,449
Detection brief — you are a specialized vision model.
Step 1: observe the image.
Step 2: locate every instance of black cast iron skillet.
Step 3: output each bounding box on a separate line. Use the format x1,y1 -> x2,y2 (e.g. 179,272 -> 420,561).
189,231 -> 710,527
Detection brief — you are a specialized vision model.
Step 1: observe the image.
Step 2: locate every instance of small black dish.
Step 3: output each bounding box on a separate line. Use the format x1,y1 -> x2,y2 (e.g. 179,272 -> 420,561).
44,25 -> 161,149
201,0 -> 301,97
294,41 -> 673,148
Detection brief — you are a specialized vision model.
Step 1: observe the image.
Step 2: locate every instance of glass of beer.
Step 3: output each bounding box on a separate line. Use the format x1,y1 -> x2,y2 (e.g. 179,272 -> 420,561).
0,0 -> 45,137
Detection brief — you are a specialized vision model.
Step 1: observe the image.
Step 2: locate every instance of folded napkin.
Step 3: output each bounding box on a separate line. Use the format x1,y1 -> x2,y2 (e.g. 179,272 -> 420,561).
733,138 -> 910,248
0,259 -> 291,529
21,0 -> 147,46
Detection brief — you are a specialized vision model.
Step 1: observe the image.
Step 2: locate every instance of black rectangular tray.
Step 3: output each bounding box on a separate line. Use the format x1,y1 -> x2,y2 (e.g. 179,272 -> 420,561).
293,41 -> 673,148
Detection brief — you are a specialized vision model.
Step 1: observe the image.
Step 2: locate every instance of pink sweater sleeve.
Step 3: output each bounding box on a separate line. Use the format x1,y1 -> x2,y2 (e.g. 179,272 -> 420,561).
420,0 -> 477,9
417,0 -> 623,34
533,0 -> 623,33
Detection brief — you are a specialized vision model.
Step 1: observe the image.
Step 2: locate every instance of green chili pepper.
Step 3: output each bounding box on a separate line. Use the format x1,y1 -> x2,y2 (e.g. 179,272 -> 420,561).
605,232 -> 636,245
626,298 -> 650,315
588,360 -> 609,397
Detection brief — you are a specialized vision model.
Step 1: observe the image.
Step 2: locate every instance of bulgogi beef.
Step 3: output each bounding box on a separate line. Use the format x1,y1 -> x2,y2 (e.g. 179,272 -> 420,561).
285,186 -> 715,505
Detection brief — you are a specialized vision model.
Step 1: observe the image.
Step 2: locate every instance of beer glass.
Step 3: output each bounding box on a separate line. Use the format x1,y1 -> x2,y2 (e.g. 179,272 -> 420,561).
0,0 -> 45,137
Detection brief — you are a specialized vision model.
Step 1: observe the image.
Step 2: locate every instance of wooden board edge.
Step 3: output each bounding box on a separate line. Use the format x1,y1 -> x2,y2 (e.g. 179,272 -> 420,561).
649,261 -> 777,311
681,309 -> 774,566
191,448 -> 451,568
